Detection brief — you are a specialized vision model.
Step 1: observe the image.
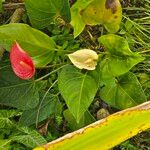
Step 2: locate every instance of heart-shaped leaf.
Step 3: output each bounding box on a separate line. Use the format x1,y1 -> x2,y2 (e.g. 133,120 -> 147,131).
0,23 -> 56,67
71,0 -> 122,37
100,72 -> 147,109
82,0 -> 122,33
58,65 -> 99,122
25,0 -> 71,29
98,34 -> 144,80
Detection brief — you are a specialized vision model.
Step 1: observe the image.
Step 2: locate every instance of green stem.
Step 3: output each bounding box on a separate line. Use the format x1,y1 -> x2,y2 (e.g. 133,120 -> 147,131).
35,65 -> 67,82
138,49 -> 150,54
36,80 -> 58,127
36,63 -> 66,69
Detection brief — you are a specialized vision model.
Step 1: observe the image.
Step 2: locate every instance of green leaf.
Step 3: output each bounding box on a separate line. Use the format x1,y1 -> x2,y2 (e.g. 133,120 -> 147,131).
0,47 -> 5,60
58,65 -> 98,122
71,0 -> 93,37
71,0 -> 122,37
64,109 -> 95,130
36,102 -> 150,150
100,72 -> 147,109
0,0 -> 2,12
12,127 -> 47,148
25,0 -> 71,29
70,9 -> 85,38
82,0 -> 122,33
0,139 -> 12,149
0,65 -> 39,110
35,80 -> 47,91
0,23 -> 56,67
0,110 -> 19,129
20,92 -> 62,126
98,34 -> 144,80
57,0 -> 71,22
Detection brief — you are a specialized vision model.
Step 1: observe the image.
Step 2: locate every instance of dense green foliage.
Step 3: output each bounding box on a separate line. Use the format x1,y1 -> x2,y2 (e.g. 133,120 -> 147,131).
0,0 -> 149,149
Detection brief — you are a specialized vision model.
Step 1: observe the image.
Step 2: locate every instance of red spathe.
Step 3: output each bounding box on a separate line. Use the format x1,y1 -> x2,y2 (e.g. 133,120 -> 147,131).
10,42 -> 35,80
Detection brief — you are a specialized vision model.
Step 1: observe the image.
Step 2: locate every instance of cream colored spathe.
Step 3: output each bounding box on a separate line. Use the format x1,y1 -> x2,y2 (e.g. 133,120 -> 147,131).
68,49 -> 98,70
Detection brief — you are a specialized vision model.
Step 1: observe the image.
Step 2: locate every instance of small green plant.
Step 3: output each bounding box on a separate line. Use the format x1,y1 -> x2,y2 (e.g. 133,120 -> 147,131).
0,109 -> 46,149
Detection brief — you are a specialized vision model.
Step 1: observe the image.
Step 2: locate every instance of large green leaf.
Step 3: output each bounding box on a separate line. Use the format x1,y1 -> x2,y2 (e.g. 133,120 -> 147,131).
12,127 -> 47,148
0,110 -> 20,129
98,34 -> 144,80
0,65 -> 39,110
71,0 -> 122,37
35,102 -> 150,150
81,0 -> 122,32
25,0 -> 71,29
58,65 -> 98,122
100,72 -> 147,109
0,23 -> 56,67
0,139 -> 11,149
20,92 -> 62,126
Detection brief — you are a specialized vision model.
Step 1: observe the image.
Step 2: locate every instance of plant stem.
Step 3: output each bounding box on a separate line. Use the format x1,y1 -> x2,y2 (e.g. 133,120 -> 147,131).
35,65 -> 67,82
139,49 -> 150,54
36,80 -> 58,128
36,63 -> 66,69
10,8 -> 25,23
3,2 -> 24,10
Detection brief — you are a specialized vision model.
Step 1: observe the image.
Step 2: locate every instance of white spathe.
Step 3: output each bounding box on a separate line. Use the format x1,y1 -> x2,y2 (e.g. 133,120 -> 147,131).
68,49 -> 98,70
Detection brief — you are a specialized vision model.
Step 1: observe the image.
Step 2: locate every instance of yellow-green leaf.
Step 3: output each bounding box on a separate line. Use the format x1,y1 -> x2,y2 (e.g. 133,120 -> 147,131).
71,0 -> 122,37
98,34 -> 144,80
35,101 -> 150,150
70,0 -> 94,37
81,0 -> 122,33
68,49 -> 98,70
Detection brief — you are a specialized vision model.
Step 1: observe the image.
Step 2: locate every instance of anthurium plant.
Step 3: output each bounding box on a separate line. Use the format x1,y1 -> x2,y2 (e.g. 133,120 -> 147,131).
0,0 -> 149,149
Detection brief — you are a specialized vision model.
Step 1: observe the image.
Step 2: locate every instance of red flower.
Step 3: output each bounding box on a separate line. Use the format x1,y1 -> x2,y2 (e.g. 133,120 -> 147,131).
10,42 -> 35,80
